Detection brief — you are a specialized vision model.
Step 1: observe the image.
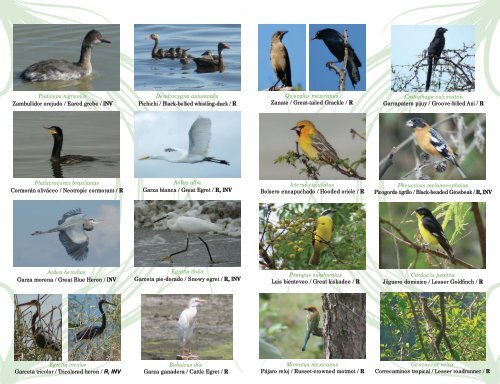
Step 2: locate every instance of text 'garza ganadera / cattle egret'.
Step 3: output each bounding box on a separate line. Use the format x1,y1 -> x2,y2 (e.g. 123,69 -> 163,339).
154,212 -> 222,263
139,116 -> 230,166
178,298 -> 206,358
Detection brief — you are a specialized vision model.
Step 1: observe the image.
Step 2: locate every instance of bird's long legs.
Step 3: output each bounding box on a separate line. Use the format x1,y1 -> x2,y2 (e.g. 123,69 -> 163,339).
164,236 -> 215,264
197,236 -> 214,263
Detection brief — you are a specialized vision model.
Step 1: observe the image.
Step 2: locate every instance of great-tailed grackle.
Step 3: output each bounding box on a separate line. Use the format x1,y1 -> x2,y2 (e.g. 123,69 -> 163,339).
312,28 -> 361,88
270,31 -> 292,89
425,27 -> 447,91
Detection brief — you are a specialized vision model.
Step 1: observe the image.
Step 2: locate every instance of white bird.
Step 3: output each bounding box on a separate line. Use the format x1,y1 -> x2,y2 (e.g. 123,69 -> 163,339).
177,297 -> 206,357
154,212 -> 222,263
31,208 -> 103,261
139,117 -> 230,165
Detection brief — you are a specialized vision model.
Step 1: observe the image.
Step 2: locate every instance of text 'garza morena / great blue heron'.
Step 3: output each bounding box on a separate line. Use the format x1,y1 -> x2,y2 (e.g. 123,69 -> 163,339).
72,300 -> 116,342
16,299 -> 60,352
31,208 -> 103,261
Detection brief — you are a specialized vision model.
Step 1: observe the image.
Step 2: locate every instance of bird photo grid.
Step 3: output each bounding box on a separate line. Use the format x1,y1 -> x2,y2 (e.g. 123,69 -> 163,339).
2,0 -> 498,383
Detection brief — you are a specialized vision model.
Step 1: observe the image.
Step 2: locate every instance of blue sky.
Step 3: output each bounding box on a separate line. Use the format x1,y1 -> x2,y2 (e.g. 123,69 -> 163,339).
134,111 -> 241,178
258,24 -> 306,91
14,200 -> 120,267
309,24 -> 366,91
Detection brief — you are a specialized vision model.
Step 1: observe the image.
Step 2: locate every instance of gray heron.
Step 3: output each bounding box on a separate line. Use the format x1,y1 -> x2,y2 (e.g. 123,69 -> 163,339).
31,208 -> 103,261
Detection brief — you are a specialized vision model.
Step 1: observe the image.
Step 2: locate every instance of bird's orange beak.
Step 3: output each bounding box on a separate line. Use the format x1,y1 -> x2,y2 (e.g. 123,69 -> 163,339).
139,156 -> 150,160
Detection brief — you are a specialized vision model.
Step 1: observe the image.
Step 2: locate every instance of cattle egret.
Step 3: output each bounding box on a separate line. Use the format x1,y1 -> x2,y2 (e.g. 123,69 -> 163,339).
139,117 -> 230,165
178,298 -> 206,357
154,212 -> 222,263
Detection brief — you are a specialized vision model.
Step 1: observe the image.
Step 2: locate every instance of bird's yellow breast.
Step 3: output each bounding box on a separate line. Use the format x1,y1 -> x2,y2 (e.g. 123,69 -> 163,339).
417,215 -> 439,245
314,215 -> 333,246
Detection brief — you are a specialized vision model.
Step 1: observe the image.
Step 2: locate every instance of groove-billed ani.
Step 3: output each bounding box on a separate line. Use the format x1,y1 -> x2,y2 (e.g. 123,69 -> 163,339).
425,27 -> 447,91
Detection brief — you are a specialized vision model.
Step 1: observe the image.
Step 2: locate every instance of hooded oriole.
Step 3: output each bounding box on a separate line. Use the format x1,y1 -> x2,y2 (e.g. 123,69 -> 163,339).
291,120 -> 338,166
309,209 -> 335,265
413,207 -> 455,262
406,117 -> 466,178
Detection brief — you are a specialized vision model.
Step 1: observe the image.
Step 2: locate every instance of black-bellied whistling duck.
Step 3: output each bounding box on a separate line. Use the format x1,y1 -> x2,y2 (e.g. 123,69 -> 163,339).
193,42 -> 230,72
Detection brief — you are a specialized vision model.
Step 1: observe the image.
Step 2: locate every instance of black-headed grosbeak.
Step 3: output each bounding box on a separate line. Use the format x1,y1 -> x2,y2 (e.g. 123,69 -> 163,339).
406,117 -> 466,178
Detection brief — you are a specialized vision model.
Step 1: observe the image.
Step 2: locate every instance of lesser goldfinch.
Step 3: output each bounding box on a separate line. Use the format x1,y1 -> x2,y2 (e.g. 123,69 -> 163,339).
406,117 -> 466,178
413,207 -> 455,262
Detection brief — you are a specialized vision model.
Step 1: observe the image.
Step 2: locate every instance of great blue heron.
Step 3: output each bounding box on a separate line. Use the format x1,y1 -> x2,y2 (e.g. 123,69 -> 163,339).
178,298 -> 206,357
154,212 -> 222,263
16,299 -> 60,352
31,208 -> 103,261
73,299 -> 116,342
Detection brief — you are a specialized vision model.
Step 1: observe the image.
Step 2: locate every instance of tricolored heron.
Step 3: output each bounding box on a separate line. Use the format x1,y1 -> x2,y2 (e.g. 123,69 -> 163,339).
16,299 -> 60,351
73,299 -> 116,342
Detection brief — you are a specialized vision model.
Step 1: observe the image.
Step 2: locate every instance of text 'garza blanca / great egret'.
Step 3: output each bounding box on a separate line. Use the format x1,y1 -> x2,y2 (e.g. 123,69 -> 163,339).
139,116 -> 230,165
31,208 -> 103,261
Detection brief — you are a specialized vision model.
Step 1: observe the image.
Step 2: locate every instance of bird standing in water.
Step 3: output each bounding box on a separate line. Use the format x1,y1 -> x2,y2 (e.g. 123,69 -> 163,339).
310,210 -> 335,265
270,30 -> 292,90
425,27 -> 447,92
302,306 -> 320,351
16,299 -> 60,352
21,29 -> 111,82
178,298 -> 206,357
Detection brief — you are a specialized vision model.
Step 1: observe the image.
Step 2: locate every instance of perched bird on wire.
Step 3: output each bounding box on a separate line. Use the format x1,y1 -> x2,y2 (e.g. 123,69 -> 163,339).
309,209 -> 335,266
302,306 -> 320,351
270,31 -> 292,90
178,297 -> 206,357
413,207 -> 455,263
312,28 -> 362,89
406,117 -> 466,178
425,27 -> 447,92
291,120 -> 339,167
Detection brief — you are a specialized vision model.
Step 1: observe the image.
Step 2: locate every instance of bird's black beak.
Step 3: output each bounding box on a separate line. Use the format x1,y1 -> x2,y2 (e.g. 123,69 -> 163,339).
291,126 -> 301,135
153,215 -> 168,223
100,38 -> 111,44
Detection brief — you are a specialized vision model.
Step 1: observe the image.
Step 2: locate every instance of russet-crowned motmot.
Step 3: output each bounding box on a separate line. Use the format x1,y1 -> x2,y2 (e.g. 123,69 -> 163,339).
302,306 -> 320,351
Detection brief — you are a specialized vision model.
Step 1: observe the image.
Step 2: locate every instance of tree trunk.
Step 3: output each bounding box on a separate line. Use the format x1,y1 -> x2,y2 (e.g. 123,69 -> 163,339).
322,293 -> 366,358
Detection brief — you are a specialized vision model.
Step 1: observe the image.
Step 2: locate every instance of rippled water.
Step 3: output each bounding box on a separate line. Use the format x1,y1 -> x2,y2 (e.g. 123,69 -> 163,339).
135,24 -> 241,91
134,227 -> 241,267
13,24 -> 120,91
13,111 -> 120,178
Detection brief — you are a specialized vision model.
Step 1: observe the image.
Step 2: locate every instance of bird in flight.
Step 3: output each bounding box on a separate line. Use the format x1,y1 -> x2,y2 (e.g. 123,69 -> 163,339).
139,116 -> 230,166
31,208 -> 103,261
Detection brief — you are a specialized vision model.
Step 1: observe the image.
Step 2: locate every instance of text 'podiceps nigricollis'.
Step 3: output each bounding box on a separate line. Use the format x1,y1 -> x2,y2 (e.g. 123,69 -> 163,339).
21,29 -> 111,82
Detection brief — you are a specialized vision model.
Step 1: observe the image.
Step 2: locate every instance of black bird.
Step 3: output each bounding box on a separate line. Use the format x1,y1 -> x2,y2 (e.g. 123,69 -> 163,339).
73,299 -> 116,341
312,28 -> 362,88
44,126 -> 97,165
16,299 -> 60,352
270,31 -> 292,89
425,27 -> 447,91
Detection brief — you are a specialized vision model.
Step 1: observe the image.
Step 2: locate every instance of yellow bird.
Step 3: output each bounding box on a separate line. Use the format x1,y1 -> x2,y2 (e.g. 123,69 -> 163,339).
309,209 -> 335,265
291,120 -> 339,166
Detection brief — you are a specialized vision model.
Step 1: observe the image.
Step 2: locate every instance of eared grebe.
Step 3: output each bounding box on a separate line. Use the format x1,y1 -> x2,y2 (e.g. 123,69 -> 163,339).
193,42 -> 230,71
20,29 -> 111,82
45,126 -> 97,164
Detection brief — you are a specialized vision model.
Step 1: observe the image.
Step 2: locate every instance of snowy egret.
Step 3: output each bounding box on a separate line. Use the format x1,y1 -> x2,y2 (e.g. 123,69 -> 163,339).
72,299 -> 116,342
139,117 -> 230,166
16,299 -> 60,351
178,297 -> 206,357
154,212 -> 222,263
31,208 -> 103,261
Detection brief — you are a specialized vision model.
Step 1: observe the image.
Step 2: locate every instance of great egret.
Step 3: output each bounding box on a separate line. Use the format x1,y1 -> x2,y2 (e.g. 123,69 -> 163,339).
72,299 -> 116,342
139,117 -> 230,166
16,299 -> 60,352
31,208 -> 103,261
154,212 -> 222,263
178,298 -> 206,357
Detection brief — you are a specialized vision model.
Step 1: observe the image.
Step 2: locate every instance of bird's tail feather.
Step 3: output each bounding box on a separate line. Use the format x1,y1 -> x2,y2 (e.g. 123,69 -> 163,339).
425,58 -> 433,91
309,250 -> 320,266
302,331 -> 311,351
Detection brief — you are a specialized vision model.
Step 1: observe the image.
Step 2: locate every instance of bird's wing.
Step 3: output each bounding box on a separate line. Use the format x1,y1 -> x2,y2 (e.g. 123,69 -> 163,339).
421,215 -> 446,239
429,128 -> 454,159
59,227 -> 89,261
188,117 -> 212,156
58,209 -> 83,225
